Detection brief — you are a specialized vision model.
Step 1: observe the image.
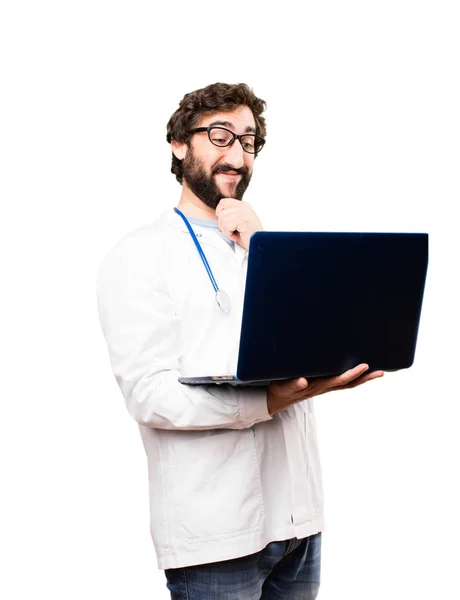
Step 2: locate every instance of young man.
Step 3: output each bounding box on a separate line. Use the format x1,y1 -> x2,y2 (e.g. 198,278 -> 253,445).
97,82 -> 383,600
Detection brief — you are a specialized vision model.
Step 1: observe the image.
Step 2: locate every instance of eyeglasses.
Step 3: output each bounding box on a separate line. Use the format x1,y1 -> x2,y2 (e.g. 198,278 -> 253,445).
189,126 -> 266,154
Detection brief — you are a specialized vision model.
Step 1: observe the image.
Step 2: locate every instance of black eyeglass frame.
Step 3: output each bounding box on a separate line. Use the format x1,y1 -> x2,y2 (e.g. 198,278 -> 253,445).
189,126 -> 266,154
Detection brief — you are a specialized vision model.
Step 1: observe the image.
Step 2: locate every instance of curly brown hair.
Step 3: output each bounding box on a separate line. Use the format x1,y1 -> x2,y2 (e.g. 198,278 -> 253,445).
166,82 -> 267,183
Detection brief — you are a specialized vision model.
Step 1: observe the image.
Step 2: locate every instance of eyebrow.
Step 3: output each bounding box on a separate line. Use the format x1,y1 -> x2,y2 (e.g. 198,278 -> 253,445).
207,120 -> 256,134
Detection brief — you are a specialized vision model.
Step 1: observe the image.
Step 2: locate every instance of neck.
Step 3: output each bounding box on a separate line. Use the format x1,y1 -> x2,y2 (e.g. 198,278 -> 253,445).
177,184 -> 217,221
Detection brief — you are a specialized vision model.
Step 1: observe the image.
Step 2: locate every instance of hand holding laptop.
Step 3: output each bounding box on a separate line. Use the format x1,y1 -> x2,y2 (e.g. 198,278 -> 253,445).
267,363 -> 384,416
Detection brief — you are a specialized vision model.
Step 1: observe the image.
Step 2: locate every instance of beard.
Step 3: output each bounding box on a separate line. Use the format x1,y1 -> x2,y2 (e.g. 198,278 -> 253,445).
181,149 -> 252,210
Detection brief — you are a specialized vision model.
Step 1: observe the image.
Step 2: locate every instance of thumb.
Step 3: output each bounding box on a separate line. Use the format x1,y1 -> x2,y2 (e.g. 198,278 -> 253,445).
295,377 -> 308,390
269,377 -> 308,396
277,377 -> 308,393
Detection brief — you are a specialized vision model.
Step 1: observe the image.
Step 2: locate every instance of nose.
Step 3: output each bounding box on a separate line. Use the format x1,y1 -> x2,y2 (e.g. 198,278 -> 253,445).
224,138 -> 245,169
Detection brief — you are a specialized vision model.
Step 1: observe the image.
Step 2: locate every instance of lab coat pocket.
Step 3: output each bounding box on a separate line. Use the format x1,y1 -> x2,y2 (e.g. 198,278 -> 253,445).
169,429 -> 264,543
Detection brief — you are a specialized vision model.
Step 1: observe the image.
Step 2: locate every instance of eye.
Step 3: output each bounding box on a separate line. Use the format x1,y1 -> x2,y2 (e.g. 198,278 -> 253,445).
209,128 -> 233,146
241,136 -> 255,151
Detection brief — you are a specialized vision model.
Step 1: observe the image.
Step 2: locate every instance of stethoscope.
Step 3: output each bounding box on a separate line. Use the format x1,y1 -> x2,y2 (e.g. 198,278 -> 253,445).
174,207 -> 232,313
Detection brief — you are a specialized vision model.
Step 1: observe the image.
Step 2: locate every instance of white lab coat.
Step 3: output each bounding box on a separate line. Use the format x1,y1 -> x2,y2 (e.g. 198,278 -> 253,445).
96,209 -> 325,569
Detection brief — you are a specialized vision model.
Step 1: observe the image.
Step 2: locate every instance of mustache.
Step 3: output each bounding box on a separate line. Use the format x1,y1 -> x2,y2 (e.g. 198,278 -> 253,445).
212,164 -> 249,176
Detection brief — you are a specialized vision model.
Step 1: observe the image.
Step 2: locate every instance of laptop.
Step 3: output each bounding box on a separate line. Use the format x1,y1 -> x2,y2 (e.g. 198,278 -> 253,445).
179,231 -> 429,386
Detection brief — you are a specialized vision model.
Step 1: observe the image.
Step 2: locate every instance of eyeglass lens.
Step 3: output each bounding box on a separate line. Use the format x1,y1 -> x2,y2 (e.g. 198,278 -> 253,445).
209,128 -> 263,153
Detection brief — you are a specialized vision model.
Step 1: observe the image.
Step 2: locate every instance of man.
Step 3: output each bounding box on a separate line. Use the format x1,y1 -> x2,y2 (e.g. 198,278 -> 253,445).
97,82 -> 383,600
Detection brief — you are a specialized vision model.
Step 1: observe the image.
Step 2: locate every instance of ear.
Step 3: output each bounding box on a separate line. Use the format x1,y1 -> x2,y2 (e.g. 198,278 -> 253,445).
171,140 -> 188,161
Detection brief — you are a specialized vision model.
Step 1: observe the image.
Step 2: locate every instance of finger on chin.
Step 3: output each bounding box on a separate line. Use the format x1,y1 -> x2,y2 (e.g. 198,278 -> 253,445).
215,200 -> 228,214
218,198 -> 236,211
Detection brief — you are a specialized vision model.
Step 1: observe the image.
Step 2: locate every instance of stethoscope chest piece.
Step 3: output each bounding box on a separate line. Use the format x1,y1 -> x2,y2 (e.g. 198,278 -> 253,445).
216,290 -> 231,313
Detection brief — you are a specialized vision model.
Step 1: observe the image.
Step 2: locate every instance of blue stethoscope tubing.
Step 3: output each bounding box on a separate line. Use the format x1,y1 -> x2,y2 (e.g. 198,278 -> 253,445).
174,207 -> 231,312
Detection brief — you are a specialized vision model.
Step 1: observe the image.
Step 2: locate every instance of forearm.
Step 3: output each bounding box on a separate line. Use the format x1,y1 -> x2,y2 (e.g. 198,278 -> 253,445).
118,368 -> 271,430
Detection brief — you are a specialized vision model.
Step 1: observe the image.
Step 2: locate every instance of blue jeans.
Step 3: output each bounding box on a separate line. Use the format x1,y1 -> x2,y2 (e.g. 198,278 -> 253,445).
165,533 -> 321,600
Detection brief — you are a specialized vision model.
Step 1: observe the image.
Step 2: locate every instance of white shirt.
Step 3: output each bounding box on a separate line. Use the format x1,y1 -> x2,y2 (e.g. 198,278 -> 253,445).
96,209 -> 325,569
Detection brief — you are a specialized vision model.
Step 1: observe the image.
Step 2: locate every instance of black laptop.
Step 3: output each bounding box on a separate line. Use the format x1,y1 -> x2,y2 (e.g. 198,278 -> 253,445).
179,231 -> 429,386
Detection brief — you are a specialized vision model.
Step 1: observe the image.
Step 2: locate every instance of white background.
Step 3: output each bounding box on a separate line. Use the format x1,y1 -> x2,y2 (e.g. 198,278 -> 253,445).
1,1 -> 459,598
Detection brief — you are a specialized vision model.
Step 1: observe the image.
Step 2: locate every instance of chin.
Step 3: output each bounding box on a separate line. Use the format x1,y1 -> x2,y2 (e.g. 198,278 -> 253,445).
223,183 -> 240,197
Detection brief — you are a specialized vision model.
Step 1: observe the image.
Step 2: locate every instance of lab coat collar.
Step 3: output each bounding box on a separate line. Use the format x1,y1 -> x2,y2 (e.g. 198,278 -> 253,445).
160,209 -> 248,259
